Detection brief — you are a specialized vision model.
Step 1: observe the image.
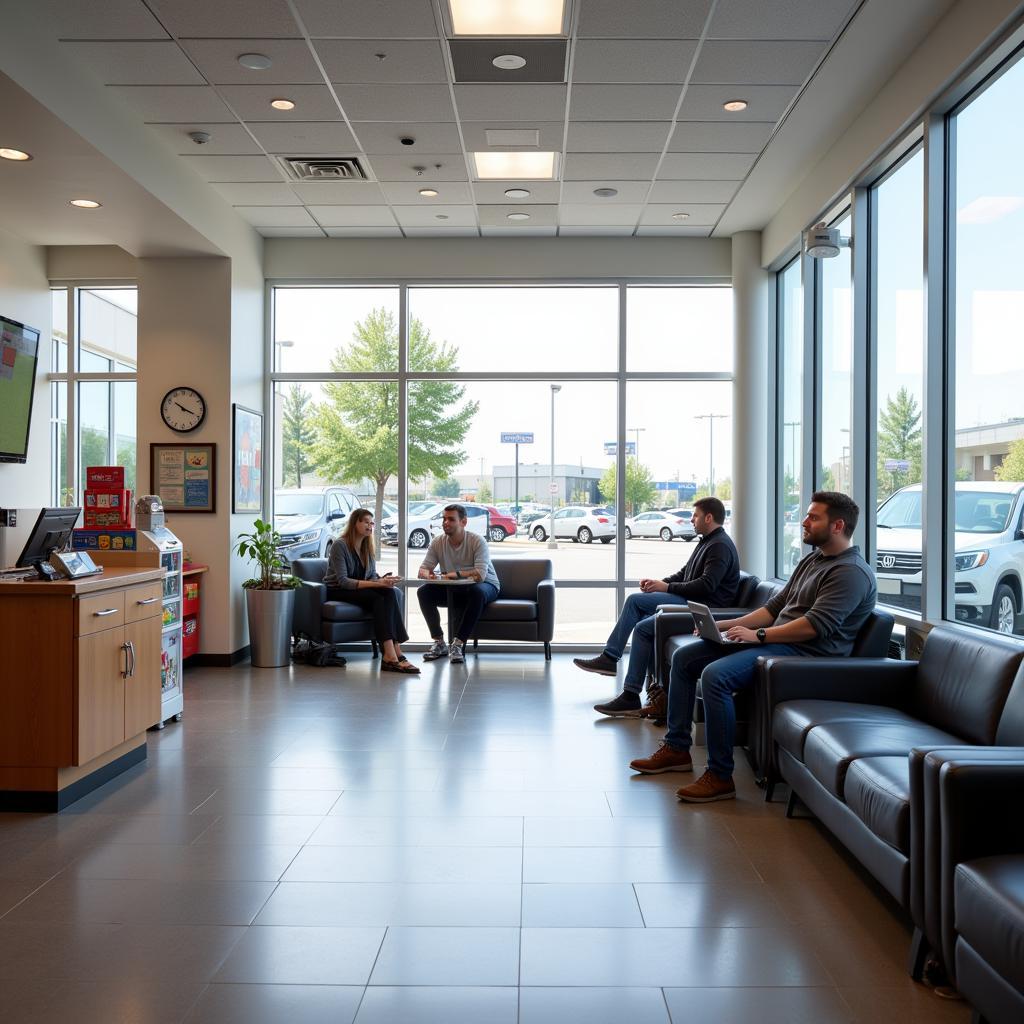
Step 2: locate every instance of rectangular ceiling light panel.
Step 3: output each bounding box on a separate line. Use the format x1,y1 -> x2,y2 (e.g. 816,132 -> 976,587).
472,151 -> 557,179
449,0 -> 567,36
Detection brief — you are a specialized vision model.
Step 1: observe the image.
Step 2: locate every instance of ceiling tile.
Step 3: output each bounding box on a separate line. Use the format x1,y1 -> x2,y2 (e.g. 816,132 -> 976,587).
48,0 -> 170,38
560,181 -> 650,203
481,225 -> 557,236
295,0 -> 438,38
708,0 -> 857,40
658,152 -> 756,179
472,181 -> 560,204
403,227 -> 479,237
352,122 -> 462,153
566,121 -> 672,153
257,225 -> 326,236
573,41 -> 698,84
317,39 -> 448,83
148,122 -> 262,155
692,40 -> 827,86
291,181 -> 387,204
367,154 -> 467,181
148,0 -> 301,37
177,39 -> 323,85
648,180 -> 740,203
477,205 -> 557,227
393,205 -> 478,227
640,203 -> 726,226
62,42 -> 205,85
578,0 -> 713,38
211,182 -> 302,204
324,226 -> 405,237
460,121 -> 564,151
677,84 -> 799,121
668,120 -> 773,153
570,85 -> 682,121
559,204 -> 642,226
233,205 -> 318,227
336,84 -> 455,121
563,152 -> 661,180
180,154 -> 282,181
112,85 -> 236,122
307,205 -> 398,226
636,225 -> 713,237
218,84 -> 342,120
559,226 -> 634,236
453,84 -> 567,123
245,121 -> 358,154
380,181 -> 473,204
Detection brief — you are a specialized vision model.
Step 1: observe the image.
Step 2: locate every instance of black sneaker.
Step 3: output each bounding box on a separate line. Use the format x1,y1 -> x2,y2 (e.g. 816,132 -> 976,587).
594,691 -> 643,717
574,653 -> 618,677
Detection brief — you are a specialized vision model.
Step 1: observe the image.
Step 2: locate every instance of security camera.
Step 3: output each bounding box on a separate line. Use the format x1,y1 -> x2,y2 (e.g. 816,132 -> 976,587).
804,222 -> 850,259
188,130 -> 212,145
399,136 -> 415,146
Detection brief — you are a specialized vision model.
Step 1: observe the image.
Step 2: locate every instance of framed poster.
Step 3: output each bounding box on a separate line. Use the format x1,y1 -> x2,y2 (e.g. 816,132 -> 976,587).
150,443 -> 216,513
232,404 -> 263,515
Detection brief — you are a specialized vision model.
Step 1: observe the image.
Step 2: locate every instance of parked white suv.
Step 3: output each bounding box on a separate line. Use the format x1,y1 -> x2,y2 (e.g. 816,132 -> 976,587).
875,481 -> 1024,634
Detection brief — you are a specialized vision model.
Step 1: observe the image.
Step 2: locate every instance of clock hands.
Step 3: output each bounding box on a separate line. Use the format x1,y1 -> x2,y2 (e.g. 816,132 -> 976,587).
174,400 -> 198,415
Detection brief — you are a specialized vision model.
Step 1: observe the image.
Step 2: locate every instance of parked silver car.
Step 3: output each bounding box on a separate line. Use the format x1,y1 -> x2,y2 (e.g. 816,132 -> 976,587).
530,505 -> 615,544
625,509 -> 696,541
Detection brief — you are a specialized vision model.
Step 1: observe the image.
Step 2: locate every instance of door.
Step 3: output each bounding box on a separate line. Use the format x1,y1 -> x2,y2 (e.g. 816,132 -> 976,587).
552,509 -> 570,538
124,618 -> 161,737
76,627 -> 126,765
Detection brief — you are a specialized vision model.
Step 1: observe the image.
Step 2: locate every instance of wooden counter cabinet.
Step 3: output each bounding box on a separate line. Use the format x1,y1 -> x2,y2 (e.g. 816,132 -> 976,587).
0,567 -> 165,811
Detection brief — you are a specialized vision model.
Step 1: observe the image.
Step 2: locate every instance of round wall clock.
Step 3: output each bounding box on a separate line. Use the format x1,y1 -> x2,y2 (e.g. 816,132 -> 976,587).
160,386 -> 207,433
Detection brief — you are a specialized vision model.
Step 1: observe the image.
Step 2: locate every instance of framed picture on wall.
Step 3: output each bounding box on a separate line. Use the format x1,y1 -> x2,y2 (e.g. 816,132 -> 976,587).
150,443 -> 216,513
232,404 -> 263,515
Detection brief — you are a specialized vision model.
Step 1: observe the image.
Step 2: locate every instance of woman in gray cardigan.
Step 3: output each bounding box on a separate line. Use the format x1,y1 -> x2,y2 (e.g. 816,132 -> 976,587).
324,509 -> 418,674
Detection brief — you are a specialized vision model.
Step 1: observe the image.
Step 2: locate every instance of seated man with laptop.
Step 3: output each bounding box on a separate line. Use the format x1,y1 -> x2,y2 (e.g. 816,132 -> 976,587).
630,491 -> 876,804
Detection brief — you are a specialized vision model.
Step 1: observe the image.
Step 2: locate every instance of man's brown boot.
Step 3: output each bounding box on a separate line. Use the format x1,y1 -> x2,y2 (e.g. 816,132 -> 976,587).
676,769 -> 736,803
639,689 -> 666,724
629,743 -> 693,775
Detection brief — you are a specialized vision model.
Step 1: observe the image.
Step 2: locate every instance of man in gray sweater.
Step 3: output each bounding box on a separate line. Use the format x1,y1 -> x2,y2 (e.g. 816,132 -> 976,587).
630,491 -> 876,804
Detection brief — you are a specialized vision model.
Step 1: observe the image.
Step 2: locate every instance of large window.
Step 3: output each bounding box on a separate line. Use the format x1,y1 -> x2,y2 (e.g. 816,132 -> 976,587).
49,286 -> 138,505
269,283 -> 733,645
776,258 -> 803,577
949,52 -> 1024,636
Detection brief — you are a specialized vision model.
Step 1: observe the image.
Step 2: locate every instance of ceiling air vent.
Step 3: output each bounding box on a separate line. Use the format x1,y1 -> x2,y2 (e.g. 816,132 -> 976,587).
276,156 -> 373,182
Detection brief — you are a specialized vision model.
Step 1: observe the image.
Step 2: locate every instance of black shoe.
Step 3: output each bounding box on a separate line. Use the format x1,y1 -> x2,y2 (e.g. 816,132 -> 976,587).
574,653 -> 618,677
594,691 -> 643,717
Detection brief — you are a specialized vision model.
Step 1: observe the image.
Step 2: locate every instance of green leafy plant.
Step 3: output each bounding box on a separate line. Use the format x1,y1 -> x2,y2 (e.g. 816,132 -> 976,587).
234,519 -> 300,591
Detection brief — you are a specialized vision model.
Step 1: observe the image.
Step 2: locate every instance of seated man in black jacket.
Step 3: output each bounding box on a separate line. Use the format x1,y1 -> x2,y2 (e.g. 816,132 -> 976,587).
575,497 -> 741,717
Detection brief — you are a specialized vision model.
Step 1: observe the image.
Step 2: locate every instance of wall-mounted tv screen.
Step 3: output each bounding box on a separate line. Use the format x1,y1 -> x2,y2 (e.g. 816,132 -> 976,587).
0,314 -> 41,464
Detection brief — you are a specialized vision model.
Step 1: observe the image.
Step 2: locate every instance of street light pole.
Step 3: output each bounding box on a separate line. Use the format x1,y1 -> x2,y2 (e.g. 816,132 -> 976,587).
628,426 -> 646,464
693,414 -> 728,496
549,385 -> 561,549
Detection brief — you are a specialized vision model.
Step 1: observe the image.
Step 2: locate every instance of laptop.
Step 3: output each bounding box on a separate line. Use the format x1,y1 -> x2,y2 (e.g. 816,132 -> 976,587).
687,601 -> 756,647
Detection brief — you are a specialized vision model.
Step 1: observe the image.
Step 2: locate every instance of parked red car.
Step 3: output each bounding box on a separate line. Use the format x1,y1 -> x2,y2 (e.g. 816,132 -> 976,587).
484,505 -> 517,542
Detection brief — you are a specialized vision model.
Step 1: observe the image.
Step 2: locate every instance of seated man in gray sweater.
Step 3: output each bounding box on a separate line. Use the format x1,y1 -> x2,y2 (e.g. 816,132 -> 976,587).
630,491 -> 877,804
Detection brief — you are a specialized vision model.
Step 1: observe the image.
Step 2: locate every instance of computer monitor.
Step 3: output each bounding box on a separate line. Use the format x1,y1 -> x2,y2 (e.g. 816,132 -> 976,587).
16,507 -> 81,568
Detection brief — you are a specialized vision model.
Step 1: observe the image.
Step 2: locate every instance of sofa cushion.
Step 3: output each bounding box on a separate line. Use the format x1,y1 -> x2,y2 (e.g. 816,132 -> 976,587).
956,856 -> 1024,993
322,600 -> 373,623
477,599 -> 537,622
844,756 -> 911,854
774,701 -> 917,763
803,717 -> 961,799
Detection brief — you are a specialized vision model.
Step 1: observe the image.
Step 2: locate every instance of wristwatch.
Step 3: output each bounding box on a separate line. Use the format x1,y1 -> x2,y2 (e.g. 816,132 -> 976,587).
454,570 -> 463,580
756,628 -> 768,644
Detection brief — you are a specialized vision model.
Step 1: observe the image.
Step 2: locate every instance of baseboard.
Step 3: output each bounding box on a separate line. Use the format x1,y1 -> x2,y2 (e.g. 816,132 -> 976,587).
188,645 -> 250,668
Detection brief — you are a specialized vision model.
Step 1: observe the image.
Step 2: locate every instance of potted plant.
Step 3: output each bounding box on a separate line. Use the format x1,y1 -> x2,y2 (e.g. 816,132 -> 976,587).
235,518 -> 300,668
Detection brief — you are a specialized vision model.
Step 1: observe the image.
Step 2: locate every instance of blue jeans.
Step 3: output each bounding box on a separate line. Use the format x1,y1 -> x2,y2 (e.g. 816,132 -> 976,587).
604,591 -> 690,694
664,638 -> 806,779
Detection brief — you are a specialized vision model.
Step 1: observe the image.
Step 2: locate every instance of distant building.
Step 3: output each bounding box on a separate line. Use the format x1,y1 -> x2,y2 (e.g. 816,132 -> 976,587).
955,419 -> 1024,480
493,463 -> 605,506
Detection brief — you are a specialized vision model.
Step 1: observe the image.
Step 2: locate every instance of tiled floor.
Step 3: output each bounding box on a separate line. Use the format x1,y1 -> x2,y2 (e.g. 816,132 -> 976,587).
0,654 -> 971,1023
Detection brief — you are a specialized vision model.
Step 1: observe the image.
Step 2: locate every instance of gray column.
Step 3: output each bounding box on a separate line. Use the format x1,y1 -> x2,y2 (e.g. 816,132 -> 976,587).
731,231 -> 771,578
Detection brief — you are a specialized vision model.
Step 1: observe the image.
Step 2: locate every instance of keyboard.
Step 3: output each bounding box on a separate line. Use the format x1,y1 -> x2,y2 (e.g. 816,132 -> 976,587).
0,567 -> 36,580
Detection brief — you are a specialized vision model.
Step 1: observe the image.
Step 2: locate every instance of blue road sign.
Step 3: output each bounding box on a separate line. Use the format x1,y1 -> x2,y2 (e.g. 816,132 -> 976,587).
501,432 -> 534,444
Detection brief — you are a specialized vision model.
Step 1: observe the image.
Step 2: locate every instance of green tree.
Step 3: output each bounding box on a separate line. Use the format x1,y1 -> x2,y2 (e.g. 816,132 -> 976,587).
280,384 -> 316,488
310,309 -> 478,547
877,387 -> 923,498
995,438 -> 1024,482
477,480 -> 493,502
599,456 -> 657,516
435,476 -> 461,498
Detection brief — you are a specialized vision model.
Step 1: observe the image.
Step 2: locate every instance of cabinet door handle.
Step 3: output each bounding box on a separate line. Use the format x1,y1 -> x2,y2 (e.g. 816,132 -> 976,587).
121,642 -> 131,678
136,596 -> 160,606
94,607 -> 119,617
128,640 -> 136,677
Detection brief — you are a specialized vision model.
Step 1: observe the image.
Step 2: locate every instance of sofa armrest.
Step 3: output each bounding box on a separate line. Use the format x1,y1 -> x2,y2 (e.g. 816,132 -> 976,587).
654,606 -> 755,688
292,579 -> 326,642
536,577 -> 556,643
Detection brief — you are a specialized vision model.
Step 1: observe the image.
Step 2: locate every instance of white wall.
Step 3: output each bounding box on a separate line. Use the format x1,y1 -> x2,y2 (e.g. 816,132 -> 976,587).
0,228 -> 51,508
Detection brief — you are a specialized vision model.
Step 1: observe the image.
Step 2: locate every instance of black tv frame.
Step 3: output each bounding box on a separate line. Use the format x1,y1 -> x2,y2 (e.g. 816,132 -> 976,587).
0,313 -> 41,464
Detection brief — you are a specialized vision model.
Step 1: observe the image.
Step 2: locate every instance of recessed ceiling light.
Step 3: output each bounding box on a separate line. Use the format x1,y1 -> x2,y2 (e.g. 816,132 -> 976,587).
270,98 -> 295,111
504,188 -> 531,199
238,53 -> 272,70
472,152 -> 557,180
593,187 -> 618,198
507,212 -> 530,221
672,212 -> 690,221
0,148 -> 31,161
492,54 -> 527,70
723,99 -> 748,112
449,0 -> 565,35
418,188 -> 439,197
69,199 -> 102,209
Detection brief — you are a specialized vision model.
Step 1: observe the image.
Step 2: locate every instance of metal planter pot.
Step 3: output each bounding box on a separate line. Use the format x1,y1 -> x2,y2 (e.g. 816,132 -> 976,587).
245,587 -> 295,667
